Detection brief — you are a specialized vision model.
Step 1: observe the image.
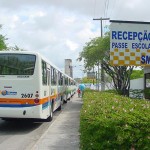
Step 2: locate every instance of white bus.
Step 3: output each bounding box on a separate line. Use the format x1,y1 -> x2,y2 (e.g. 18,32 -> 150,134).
0,51 -> 76,121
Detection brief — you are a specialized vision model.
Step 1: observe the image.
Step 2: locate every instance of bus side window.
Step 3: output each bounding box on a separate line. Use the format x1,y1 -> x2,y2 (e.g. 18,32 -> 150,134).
51,67 -> 57,85
61,76 -> 63,85
47,68 -> 50,85
42,60 -> 47,85
51,67 -> 54,85
65,77 -> 68,85
58,72 -> 63,86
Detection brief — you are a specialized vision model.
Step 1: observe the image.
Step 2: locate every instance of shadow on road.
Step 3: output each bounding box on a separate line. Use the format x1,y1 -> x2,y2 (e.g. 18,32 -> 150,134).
0,119 -> 43,135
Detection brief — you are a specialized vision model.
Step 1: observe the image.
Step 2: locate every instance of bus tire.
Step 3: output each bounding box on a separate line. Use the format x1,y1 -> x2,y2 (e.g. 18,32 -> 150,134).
57,104 -> 61,111
45,105 -> 53,122
63,95 -> 67,104
64,100 -> 67,104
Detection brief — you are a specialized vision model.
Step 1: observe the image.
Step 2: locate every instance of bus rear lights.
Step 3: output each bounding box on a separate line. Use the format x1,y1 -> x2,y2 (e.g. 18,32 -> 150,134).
34,98 -> 39,104
35,93 -> 39,97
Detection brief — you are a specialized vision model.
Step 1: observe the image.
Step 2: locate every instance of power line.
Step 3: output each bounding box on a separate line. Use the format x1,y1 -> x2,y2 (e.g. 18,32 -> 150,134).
93,0 -> 97,18
110,0 -> 120,18
106,0 -> 110,18
104,0 -> 108,18
103,0 -> 110,35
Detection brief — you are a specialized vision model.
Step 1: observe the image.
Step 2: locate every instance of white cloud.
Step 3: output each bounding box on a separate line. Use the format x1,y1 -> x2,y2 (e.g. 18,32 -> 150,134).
30,11 -> 46,18
66,39 -> 79,51
63,16 -> 76,25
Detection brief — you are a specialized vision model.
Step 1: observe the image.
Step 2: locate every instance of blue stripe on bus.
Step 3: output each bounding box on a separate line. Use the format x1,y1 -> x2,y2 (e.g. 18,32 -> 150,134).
0,101 -> 51,109
42,101 -> 51,110
0,104 -> 36,107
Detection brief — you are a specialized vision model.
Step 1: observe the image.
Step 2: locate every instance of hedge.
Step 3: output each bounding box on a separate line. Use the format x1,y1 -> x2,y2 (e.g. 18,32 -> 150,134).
80,90 -> 150,150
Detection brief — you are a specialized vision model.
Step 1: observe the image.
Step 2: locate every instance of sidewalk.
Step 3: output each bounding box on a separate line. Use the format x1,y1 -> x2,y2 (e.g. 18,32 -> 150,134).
32,94 -> 82,150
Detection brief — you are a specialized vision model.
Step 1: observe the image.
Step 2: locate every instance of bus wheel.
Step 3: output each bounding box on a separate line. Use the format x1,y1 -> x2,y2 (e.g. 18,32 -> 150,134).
57,104 -> 61,111
45,105 -> 53,122
63,95 -> 67,104
63,99 -> 67,104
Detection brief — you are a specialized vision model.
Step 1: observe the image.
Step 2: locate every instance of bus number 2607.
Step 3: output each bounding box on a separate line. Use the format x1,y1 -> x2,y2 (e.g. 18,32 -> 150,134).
21,93 -> 33,98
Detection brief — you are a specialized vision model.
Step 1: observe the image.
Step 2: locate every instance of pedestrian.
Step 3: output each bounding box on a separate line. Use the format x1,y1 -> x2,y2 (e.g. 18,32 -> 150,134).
79,83 -> 85,97
77,88 -> 81,98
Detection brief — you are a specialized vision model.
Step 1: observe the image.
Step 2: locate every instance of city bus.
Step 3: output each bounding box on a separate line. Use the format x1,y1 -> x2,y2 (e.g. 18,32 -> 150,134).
0,51 -> 76,121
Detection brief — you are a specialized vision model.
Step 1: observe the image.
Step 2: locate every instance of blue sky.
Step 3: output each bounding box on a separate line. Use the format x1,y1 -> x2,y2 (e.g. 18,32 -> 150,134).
0,0 -> 149,78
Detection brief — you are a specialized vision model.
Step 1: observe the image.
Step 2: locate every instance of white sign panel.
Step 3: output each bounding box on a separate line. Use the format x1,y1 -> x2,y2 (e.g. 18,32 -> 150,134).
110,20 -> 150,66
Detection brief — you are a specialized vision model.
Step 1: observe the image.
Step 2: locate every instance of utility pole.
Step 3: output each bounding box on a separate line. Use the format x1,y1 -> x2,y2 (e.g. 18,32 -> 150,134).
93,17 -> 109,91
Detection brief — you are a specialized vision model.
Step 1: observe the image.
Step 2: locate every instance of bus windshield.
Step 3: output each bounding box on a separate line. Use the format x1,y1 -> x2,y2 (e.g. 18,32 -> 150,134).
0,54 -> 36,75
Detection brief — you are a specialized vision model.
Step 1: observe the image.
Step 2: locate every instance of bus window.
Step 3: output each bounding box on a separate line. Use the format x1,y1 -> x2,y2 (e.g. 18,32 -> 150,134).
65,77 -> 68,85
61,75 -> 63,85
0,54 -> 36,75
47,68 -> 50,85
42,60 -> 47,85
58,72 -> 63,86
67,78 -> 70,85
51,67 -> 57,85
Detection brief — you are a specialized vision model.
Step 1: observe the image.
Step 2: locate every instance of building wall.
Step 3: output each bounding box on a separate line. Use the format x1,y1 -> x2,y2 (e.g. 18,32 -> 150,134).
65,59 -> 73,77
130,78 -> 144,89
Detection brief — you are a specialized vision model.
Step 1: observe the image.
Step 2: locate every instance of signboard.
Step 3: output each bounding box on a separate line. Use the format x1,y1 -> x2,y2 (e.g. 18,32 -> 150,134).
110,20 -> 150,66
87,72 -> 95,79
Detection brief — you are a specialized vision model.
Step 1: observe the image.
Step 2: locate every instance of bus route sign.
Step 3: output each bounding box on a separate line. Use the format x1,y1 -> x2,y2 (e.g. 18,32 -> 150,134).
110,20 -> 150,66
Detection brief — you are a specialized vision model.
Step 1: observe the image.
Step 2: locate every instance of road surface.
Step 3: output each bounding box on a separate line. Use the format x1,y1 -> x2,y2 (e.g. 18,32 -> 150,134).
0,93 -> 82,150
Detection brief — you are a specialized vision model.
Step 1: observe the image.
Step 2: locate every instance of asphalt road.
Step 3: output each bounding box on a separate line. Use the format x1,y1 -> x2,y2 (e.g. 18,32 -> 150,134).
0,105 -> 64,150
0,93 -> 82,150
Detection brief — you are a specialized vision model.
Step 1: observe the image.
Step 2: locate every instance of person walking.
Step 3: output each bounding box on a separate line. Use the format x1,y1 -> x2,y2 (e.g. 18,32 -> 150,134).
77,88 -> 81,98
79,83 -> 85,98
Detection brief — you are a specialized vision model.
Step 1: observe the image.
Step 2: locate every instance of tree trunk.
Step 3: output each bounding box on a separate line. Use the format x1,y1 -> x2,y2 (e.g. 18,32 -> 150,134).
102,62 -> 133,96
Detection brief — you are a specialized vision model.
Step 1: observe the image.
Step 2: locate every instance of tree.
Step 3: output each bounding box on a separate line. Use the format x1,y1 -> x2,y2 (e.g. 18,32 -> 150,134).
78,32 -> 134,96
78,37 -> 107,69
0,25 -> 7,50
0,25 -> 24,51
8,45 -> 25,51
81,77 -> 96,84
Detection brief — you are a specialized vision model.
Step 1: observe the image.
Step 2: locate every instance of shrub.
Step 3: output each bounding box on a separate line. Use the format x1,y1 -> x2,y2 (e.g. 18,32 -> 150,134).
80,90 -> 150,150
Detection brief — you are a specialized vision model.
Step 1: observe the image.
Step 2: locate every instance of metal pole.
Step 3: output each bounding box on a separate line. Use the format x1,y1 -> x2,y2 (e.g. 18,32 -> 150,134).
98,62 -> 100,91
93,17 -> 109,91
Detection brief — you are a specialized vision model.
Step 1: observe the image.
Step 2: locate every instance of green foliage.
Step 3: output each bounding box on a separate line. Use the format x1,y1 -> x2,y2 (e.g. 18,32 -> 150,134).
143,88 -> 150,99
8,45 -> 25,51
0,25 -> 23,51
81,77 -> 96,84
78,37 -> 103,69
80,90 -> 150,150
130,70 -> 144,80
78,32 -> 134,97
78,33 -> 110,70
0,25 -> 7,50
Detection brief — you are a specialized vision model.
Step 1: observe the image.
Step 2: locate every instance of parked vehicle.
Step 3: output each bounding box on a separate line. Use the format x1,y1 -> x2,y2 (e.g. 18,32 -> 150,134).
0,51 -> 76,121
